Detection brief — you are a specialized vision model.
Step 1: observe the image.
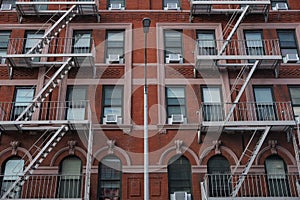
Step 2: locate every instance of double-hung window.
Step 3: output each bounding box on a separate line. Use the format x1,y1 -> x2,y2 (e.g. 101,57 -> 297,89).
1,158 -> 24,198
164,30 -> 183,64
254,87 -> 277,121
12,87 -> 34,120
166,86 -> 186,124
98,156 -> 122,200
72,31 -> 92,54
202,86 -> 223,121
163,0 -> 180,10
277,30 -> 299,62
108,0 -> 125,10
197,30 -> 216,55
0,31 -> 10,64
244,31 -> 264,62
58,157 -> 82,198
289,87 -> 300,117
102,86 -> 123,124
106,31 -> 125,64
66,86 -> 87,120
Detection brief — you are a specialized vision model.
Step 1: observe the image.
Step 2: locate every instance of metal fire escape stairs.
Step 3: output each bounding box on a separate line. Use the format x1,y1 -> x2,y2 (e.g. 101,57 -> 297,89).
191,0 -> 275,197
292,120 -> 300,177
1,2 -> 97,199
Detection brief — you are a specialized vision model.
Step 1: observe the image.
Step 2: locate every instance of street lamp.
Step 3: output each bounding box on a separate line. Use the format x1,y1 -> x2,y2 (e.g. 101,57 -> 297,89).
142,17 -> 151,200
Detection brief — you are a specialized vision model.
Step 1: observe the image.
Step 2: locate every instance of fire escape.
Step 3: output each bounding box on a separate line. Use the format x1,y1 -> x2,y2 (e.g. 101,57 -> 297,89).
190,0 -> 299,199
0,1 -> 99,199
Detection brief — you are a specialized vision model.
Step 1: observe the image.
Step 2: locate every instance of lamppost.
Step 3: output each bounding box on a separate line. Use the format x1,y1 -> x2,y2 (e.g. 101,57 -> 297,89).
142,17 -> 151,200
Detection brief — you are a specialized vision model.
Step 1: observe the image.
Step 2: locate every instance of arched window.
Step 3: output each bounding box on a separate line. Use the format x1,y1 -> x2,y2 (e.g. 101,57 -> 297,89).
168,156 -> 192,198
265,155 -> 290,196
98,156 -> 122,200
0,157 -> 24,198
58,156 -> 82,198
207,155 -> 231,197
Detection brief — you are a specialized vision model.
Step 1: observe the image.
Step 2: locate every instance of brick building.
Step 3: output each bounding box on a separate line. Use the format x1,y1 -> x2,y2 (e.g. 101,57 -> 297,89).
0,0 -> 300,199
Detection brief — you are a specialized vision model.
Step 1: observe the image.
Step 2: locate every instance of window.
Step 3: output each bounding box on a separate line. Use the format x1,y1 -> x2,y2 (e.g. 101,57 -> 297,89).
33,0 -> 48,11
254,87 -> 277,120
166,86 -> 186,124
244,31 -> 264,63
163,0 -> 180,10
277,30 -> 298,59
24,31 -> 44,62
107,0 -> 125,10
289,87 -> 300,117
197,30 -> 216,55
265,155 -> 290,196
72,30 -> 92,54
271,0 -> 288,10
168,156 -> 192,197
102,86 -> 123,124
11,87 -> 35,120
0,31 -> 10,64
0,157 -> 24,198
98,156 -> 122,200
202,86 -> 223,121
106,31 -> 125,64
207,155 -> 231,197
164,30 -> 183,63
1,0 -> 16,10
66,86 -> 87,120
58,156 -> 82,198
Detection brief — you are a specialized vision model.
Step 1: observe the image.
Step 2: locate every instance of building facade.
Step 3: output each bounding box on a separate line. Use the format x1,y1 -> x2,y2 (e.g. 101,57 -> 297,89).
0,0 -> 300,199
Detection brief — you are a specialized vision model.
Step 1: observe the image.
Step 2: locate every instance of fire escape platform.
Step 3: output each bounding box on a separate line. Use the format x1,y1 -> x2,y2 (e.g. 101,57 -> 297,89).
190,0 -> 270,15
16,1 -> 99,17
6,54 -> 95,68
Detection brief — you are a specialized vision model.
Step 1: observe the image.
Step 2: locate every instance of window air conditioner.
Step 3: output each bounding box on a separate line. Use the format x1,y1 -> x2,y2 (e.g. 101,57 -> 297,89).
170,191 -> 191,200
0,57 -> 6,64
283,53 -> 299,63
170,114 -> 184,124
107,54 -> 120,63
109,3 -> 122,10
104,114 -> 118,124
166,3 -> 179,10
0,4 -> 12,10
166,54 -> 182,63
275,2 -> 288,10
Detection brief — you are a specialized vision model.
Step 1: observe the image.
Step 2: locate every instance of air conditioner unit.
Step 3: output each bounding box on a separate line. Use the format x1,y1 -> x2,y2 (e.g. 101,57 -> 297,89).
107,54 -> 120,63
165,3 -> 179,10
109,3 -> 122,10
1,4 -> 12,10
0,57 -> 6,64
170,192 -> 191,200
166,54 -> 182,63
170,114 -> 184,124
104,114 -> 118,124
283,53 -> 299,63
275,2 -> 288,10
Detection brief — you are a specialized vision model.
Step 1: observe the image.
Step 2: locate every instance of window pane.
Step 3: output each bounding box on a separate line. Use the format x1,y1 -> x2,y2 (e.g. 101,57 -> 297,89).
0,32 -> 10,49
106,31 -> 124,60
278,31 -> 297,48
289,87 -> 300,104
73,31 -> 91,53
198,32 -> 215,48
254,88 -> 273,102
202,87 -> 221,103
3,159 -> 24,180
165,30 -> 182,56
245,32 -> 263,47
167,87 -> 185,98
25,32 -> 44,50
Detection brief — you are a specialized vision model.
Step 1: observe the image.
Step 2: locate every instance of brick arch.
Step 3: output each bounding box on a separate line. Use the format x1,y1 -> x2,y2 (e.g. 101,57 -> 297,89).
158,145 -> 199,166
256,145 -> 296,166
199,145 -> 239,166
50,146 -> 87,166
0,147 -> 32,166
93,146 -> 131,166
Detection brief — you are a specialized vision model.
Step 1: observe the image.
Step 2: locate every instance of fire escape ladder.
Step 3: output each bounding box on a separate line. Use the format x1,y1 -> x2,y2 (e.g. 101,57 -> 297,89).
231,126 -> 271,197
224,60 -> 260,122
0,125 -> 68,199
218,5 -> 249,56
292,123 -> 300,177
26,5 -> 79,56
15,57 -> 74,121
